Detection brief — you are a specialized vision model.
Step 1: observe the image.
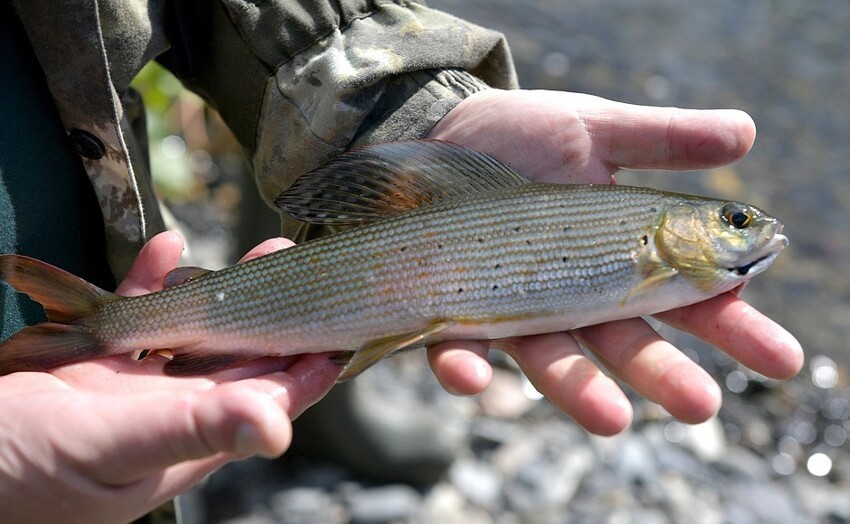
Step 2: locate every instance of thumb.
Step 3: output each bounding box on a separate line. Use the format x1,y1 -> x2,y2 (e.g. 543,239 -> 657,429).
80,384 -> 291,488
79,353 -> 339,486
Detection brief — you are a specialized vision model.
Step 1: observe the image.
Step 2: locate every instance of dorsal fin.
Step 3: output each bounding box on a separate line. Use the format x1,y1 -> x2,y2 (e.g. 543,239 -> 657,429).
274,140 -> 529,225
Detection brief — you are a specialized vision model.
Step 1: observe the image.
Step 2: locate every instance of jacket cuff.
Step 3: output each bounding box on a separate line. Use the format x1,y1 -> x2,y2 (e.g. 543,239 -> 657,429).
350,68 -> 493,147
245,2 -> 517,216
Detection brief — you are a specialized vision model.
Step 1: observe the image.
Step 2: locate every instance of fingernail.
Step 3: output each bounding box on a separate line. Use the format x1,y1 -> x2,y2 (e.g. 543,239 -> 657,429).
235,423 -> 265,457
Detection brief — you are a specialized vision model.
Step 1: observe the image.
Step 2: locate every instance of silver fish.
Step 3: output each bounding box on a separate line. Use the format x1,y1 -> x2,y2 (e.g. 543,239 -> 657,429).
0,140 -> 787,380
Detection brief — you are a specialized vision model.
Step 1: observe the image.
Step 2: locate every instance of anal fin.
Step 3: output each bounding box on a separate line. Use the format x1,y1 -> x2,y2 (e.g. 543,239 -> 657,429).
337,321 -> 451,382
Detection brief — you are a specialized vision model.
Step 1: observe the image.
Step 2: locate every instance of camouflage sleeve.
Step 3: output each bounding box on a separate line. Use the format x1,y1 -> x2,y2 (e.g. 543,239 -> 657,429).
162,0 -> 517,238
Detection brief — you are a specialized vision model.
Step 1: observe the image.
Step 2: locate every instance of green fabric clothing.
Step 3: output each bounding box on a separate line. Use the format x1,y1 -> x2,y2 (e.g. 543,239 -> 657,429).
0,4 -> 114,342
9,0 -> 517,279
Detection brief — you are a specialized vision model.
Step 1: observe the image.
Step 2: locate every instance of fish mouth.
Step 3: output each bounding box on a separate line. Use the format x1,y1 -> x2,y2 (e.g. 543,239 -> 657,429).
729,232 -> 789,277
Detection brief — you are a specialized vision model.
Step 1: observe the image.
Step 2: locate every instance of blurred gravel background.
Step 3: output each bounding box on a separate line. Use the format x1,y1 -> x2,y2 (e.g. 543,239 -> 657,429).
135,1 -> 850,522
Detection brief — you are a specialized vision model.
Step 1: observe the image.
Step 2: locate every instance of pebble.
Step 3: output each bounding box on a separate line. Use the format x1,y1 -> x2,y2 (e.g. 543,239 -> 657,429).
342,485 -> 421,524
478,368 -> 538,419
722,481 -> 814,524
449,458 -> 504,510
270,488 -> 348,524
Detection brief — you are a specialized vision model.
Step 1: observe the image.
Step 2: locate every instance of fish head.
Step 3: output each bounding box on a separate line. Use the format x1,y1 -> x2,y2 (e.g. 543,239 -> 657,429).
654,199 -> 788,291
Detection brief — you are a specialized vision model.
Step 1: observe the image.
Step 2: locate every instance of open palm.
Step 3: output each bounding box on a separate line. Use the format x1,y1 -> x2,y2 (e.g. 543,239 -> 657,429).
425,89 -> 803,435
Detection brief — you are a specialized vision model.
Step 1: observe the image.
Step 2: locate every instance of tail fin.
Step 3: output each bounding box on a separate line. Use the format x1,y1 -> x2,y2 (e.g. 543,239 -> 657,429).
0,255 -> 117,374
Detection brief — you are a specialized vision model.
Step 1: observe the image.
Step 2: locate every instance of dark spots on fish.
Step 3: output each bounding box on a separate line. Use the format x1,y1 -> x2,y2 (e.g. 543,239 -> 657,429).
477,237 -> 485,243
494,263 -> 502,270
526,240 -> 532,245
457,287 -> 464,293
437,243 -> 444,250
514,226 -> 522,233
641,235 -> 649,245
649,206 -> 658,213
400,246 -> 408,252
562,256 -> 569,263
619,219 -> 627,226
563,225 -> 571,232
492,284 -> 499,291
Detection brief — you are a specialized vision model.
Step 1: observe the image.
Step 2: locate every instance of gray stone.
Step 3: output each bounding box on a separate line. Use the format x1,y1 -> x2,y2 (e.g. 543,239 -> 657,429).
505,447 -> 593,514
270,487 -> 348,524
615,433 -> 659,485
343,484 -> 422,524
722,481 -> 814,524
449,458 -> 504,510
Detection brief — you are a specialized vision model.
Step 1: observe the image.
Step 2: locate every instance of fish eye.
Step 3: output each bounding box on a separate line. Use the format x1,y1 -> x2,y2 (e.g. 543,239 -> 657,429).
721,203 -> 753,229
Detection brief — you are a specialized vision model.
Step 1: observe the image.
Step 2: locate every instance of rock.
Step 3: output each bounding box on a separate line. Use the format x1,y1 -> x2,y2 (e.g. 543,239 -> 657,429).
342,484 -> 422,524
449,458 -> 504,511
712,446 -> 774,482
220,511 -> 278,524
421,483 -> 493,524
678,418 -> 727,462
721,481 -> 814,524
659,472 -> 722,524
614,433 -> 659,486
790,473 -> 850,523
270,487 -> 348,524
505,446 -> 594,514
291,377 -> 467,484
490,435 -> 543,479
478,368 -> 539,419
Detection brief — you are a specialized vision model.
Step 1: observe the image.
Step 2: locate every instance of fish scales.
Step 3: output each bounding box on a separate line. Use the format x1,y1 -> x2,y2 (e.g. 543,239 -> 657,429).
90,184 -> 662,352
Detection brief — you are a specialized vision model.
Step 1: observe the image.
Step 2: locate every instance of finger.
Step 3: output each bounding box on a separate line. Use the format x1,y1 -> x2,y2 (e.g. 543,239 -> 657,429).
427,341 -> 493,395
54,355 -> 302,394
584,101 -> 757,170
426,89 -> 616,184
116,231 -> 185,296
78,353 -> 339,486
654,292 -> 804,380
427,90 -> 756,178
502,333 -> 633,435
117,453 -> 237,524
238,237 -> 295,263
574,318 -> 722,424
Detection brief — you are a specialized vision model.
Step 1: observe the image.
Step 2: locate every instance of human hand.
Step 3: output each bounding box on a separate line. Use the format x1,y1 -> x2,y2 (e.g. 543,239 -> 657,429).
425,89 -> 803,435
0,232 -> 339,524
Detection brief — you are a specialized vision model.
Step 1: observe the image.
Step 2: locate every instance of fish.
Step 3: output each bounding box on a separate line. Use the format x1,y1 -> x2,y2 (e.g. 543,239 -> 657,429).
0,140 -> 788,381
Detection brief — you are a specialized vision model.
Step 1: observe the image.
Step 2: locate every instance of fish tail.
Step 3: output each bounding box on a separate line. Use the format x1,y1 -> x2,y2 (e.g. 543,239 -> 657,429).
0,255 -> 116,374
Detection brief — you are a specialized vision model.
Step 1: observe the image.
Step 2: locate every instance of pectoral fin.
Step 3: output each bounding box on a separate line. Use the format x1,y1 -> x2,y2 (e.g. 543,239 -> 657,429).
336,321 -> 452,382
621,265 -> 679,305
163,351 -> 252,375
163,266 -> 214,288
